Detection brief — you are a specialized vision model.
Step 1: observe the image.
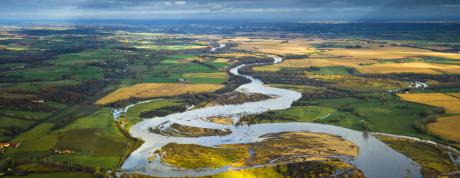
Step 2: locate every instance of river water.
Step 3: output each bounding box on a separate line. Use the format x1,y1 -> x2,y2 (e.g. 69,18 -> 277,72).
119,45 -> 422,178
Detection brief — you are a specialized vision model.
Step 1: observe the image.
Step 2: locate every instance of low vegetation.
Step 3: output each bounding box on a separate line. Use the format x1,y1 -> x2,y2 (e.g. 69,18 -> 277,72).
150,123 -> 232,137
377,135 -> 458,177
159,131 -> 358,169
2,23 -> 460,177
211,160 -> 364,178
205,92 -> 272,106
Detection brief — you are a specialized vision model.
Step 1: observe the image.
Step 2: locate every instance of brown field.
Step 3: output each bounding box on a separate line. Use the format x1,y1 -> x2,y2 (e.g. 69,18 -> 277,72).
398,93 -> 460,114
206,117 -> 234,125
213,58 -> 231,63
427,116 -> 460,148
0,92 -> 36,99
268,84 -> 330,94
312,75 -> 408,91
422,45 -> 453,51
183,72 -> 228,79
213,52 -> 268,60
96,83 -> 223,105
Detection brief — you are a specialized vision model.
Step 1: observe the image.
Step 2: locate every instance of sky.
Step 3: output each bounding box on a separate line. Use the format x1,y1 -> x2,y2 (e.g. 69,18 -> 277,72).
1,0 -> 460,21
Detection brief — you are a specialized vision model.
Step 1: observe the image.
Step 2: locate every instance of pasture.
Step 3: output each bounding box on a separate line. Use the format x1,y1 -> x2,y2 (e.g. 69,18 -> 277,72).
251,95 -> 441,138
183,72 -> 228,84
124,99 -> 184,126
248,106 -> 336,123
141,63 -> 220,83
7,123 -> 60,153
51,108 -> 131,168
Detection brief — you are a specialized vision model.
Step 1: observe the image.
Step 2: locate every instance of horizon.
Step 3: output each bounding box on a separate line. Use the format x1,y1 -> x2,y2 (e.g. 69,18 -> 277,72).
1,0 -> 460,22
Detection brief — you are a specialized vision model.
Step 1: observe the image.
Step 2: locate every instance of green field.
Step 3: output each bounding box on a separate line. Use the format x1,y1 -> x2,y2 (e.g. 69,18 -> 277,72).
51,48 -> 123,66
123,99 -> 184,127
309,66 -> 352,75
246,106 -> 336,123
161,54 -> 196,64
249,95 -> 441,138
318,96 -> 439,137
0,80 -> 80,93
0,109 -> 52,120
4,107 -> 133,169
0,116 -> 35,130
2,66 -> 72,81
142,63 -> 221,83
183,72 -> 229,84
7,123 -> 60,154
3,172 -> 94,178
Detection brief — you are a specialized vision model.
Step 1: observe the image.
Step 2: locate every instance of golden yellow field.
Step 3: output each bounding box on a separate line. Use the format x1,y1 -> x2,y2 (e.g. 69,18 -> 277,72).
357,62 -> 460,74
96,83 -> 223,105
320,45 -> 460,60
448,93 -> 460,98
221,37 -> 319,55
398,93 -> 460,114
254,58 -> 460,74
248,40 -> 460,74
427,116 -> 460,147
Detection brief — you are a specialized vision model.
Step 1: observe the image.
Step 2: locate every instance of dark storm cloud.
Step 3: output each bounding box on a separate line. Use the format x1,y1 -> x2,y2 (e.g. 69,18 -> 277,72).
0,0 -> 459,21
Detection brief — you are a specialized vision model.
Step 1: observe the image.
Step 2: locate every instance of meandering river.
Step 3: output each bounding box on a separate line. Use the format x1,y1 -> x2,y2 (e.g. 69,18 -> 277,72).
118,45 -> 423,178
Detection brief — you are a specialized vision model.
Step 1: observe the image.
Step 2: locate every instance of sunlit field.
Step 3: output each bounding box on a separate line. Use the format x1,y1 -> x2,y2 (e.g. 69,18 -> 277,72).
96,83 -> 223,105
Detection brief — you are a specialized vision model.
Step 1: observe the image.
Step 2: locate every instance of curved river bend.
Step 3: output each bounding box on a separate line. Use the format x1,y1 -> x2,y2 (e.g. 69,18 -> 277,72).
119,47 -> 422,178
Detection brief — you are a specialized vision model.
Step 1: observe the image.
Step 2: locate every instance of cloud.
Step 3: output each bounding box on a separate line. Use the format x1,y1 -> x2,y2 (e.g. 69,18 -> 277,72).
0,0 -> 459,20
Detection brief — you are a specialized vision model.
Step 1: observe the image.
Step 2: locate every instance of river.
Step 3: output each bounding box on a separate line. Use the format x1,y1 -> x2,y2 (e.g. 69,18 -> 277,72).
118,44 -> 423,178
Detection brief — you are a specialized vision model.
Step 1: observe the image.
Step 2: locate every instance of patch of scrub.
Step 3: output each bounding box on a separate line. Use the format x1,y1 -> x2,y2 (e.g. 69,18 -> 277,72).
377,135 -> 458,177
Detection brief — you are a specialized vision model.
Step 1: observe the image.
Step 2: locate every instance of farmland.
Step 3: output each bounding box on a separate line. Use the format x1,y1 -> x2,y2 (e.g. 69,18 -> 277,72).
96,83 -> 223,105
398,93 -> 460,114
1,23 -> 460,177
251,40 -> 460,75
428,116 -> 460,147
0,26 -> 234,177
